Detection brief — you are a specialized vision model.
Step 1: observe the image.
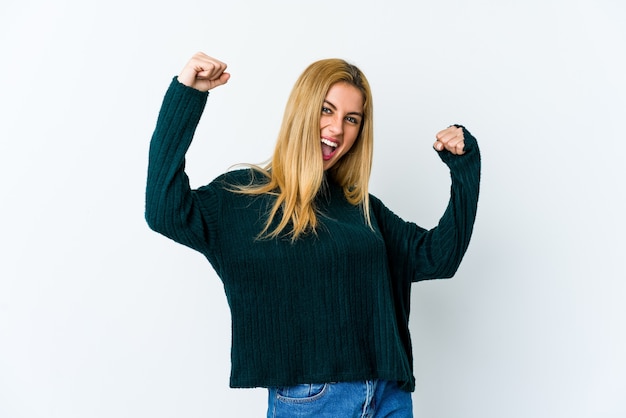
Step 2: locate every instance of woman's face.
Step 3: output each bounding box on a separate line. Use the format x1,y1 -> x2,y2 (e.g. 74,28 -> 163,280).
319,82 -> 364,170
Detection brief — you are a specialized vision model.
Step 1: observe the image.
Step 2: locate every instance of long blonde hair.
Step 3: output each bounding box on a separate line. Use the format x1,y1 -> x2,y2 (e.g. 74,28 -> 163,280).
236,58 -> 374,241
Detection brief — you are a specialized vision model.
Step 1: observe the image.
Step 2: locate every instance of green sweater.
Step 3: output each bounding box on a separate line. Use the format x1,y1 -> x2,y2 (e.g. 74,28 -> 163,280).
146,78 -> 481,392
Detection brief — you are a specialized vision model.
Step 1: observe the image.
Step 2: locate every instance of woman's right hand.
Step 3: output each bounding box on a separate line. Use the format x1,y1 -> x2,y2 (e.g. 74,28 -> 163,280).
178,52 -> 230,92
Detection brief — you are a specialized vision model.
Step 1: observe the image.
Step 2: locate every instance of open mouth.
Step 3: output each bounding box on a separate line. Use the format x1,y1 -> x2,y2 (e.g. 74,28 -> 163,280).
321,138 -> 338,160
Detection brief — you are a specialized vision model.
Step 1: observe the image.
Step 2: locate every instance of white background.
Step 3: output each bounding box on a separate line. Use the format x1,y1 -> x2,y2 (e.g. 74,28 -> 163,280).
1,0 -> 625,417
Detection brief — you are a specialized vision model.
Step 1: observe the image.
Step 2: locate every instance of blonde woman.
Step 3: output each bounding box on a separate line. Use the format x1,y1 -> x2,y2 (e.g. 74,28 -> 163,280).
146,52 -> 481,417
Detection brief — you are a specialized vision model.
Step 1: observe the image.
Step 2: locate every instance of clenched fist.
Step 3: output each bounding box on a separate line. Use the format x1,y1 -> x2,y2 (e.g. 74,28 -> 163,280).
178,52 -> 230,92
434,126 -> 465,155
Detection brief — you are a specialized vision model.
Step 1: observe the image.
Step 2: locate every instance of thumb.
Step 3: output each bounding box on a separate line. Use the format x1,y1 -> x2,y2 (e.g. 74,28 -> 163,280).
217,71 -> 231,86
202,71 -> 230,91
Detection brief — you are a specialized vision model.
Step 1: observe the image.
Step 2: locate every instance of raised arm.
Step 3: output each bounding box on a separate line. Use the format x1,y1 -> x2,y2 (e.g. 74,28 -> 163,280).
145,53 -> 230,253
372,125 -> 481,282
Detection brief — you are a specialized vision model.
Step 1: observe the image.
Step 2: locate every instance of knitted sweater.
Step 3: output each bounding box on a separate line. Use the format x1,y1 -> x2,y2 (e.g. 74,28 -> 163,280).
145,78 -> 481,392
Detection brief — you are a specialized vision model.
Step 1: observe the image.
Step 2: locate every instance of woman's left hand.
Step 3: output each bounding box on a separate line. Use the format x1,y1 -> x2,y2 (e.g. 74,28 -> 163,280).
434,126 -> 465,155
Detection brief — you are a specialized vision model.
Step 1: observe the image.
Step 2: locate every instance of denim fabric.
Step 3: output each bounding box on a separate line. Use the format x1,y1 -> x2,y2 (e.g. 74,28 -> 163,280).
267,380 -> 412,417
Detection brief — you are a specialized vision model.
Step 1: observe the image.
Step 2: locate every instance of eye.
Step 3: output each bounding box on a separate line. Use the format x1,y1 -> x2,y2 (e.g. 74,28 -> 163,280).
346,116 -> 360,125
321,106 -> 332,114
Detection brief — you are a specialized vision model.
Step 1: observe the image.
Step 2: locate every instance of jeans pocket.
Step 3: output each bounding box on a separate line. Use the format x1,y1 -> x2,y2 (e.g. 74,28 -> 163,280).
276,383 -> 328,404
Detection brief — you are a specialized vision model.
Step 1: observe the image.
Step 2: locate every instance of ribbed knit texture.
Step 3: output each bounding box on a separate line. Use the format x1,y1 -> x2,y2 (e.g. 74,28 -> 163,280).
145,78 -> 481,392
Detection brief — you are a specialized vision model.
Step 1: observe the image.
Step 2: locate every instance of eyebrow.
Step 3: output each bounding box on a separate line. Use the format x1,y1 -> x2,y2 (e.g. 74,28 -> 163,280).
323,99 -> 363,118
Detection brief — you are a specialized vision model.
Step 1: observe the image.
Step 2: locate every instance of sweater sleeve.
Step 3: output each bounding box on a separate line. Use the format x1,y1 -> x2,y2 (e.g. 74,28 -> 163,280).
371,126 -> 481,282
145,77 -> 218,255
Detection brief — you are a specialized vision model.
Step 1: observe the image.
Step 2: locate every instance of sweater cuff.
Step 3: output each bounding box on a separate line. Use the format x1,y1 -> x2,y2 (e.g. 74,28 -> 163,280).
154,76 -> 210,135
170,76 -> 210,99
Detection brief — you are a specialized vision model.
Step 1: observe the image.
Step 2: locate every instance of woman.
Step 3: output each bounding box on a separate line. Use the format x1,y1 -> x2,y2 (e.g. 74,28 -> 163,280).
146,52 -> 481,417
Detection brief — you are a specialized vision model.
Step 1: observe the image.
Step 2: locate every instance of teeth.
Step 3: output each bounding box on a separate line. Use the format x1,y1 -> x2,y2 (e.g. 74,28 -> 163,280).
321,138 -> 338,148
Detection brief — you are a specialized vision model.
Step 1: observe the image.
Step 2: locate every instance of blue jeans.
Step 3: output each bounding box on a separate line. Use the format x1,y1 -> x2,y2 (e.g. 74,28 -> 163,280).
267,380 -> 413,417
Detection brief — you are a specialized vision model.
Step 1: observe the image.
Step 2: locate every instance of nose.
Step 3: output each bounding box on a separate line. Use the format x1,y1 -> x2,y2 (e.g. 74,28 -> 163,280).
328,114 -> 343,136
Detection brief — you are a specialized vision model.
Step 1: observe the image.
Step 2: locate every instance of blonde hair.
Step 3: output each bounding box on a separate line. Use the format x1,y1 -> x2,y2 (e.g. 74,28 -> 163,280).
236,58 -> 374,241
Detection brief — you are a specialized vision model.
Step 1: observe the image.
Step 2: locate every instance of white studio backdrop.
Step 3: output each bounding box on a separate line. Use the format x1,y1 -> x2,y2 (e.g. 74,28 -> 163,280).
1,0 -> 625,417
